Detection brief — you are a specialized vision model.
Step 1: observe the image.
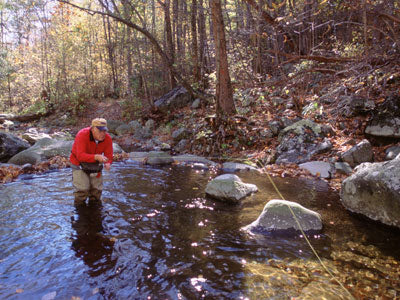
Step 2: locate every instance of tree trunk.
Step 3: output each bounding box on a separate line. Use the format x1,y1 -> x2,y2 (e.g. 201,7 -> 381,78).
191,0 -> 200,81
210,0 -> 236,116
164,0 -> 176,89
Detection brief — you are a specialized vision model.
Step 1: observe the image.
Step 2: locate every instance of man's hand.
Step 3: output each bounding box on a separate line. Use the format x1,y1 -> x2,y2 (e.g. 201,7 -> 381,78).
94,154 -> 108,163
104,163 -> 111,171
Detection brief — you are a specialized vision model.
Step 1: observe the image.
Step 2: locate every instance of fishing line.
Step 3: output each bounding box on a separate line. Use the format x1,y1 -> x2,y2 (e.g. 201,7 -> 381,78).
164,153 -> 356,299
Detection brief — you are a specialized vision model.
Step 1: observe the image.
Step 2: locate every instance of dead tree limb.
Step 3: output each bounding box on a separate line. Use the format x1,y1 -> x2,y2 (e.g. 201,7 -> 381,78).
57,0 -> 210,102
268,50 -> 357,63
0,111 -> 53,122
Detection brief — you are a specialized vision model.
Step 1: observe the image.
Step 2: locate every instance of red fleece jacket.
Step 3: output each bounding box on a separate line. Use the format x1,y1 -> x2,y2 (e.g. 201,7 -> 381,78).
69,127 -> 113,166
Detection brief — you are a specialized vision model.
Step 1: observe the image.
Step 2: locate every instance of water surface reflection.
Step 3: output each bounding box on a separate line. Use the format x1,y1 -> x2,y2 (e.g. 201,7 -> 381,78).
0,162 -> 399,299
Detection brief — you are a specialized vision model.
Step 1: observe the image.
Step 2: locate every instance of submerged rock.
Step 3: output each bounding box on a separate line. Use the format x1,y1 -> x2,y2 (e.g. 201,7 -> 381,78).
221,162 -> 259,173
173,154 -> 217,167
243,199 -> 322,234
340,158 -> 400,229
146,151 -> 173,165
205,174 -> 258,203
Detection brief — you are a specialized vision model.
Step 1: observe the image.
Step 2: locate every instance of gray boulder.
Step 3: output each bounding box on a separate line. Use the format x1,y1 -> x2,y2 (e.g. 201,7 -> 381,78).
146,151 -> 173,165
340,139 -> 373,167
8,137 -> 124,165
8,138 -> 73,165
144,119 -> 155,131
334,162 -> 353,175
22,128 -> 51,144
115,124 -> 132,136
173,154 -> 217,167
130,120 -> 152,139
191,98 -> 201,109
129,152 -> 149,163
107,120 -> 125,135
221,162 -> 259,173
365,95 -> 400,137
365,117 -> 400,137
112,142 -> 125,154
275,119 -> 332,164
171,128 -> 190,142
174,139 -> 188,153
0,132 -> 31,162
205,174 -> 258,203
384,145 -> 400,160
336,95 -> 375,117
340,158 -> 400,229
0,119 -> 16,129
243,199 -> 322,234
154,86 -> 192,112
299,161 -> 334,178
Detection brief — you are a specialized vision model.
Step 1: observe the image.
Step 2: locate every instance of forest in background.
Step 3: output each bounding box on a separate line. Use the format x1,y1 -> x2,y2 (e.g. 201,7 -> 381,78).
0,0 -> 399,123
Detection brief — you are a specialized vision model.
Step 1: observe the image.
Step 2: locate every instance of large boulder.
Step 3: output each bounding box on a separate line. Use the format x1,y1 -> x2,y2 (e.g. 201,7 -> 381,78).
275,119 -> 333,164
0,132 -> 31,162
243,199 -> 322,234
340,158 -> 400,229
115,124 -> 132,136
299,161 -> 334,178
340,139 -> 373,167
173,154 -> 217,167
154,86 -> 192,112
146,151 -> 173,165
8,137 -> 124,165
205,174 -> 258,203
171,128 -> 190,142
8,138 -> 74,165
21,128 -> 51,144
107,119 -> 125,135
221,162 -> 259,173
365,94 -> 400,137
335,95 -> 375,117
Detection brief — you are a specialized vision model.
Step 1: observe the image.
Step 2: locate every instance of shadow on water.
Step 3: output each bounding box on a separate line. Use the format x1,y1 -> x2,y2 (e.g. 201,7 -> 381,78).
0,162 -> 399,299
71,202 -> 116,278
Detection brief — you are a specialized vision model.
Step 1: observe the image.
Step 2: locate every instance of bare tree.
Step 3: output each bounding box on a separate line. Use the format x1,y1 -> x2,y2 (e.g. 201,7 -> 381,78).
58,0 -> 202,100
210,0 -> 236,116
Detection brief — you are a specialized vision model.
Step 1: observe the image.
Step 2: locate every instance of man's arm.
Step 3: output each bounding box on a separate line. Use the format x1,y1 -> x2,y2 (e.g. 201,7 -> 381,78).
103,135 -> 114,171
74,131 -> 96,163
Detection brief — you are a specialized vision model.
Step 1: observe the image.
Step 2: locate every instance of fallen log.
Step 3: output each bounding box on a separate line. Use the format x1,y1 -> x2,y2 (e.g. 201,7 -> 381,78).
0,111 -> 53,122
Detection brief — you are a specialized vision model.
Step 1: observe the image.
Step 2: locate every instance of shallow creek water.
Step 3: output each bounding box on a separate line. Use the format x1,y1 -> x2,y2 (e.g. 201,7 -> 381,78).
0,161 -> 399,299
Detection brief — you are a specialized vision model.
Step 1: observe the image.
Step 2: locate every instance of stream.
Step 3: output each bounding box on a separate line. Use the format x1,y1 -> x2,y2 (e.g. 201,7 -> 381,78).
0,161 -> 399,299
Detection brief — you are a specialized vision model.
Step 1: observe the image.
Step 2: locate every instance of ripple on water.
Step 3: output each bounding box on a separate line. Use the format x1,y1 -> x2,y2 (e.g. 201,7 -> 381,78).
0,162 -> 399,299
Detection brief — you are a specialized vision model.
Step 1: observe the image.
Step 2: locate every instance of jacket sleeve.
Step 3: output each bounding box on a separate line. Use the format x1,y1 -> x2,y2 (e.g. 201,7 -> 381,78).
104,135 -> 113,164
74,131 -> 96,163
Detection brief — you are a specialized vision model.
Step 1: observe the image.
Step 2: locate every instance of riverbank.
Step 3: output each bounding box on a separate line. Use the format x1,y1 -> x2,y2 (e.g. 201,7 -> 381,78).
1,59 -> 400,192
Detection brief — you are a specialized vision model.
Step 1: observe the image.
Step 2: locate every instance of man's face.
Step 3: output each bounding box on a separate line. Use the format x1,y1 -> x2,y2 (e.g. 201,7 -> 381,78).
92,126 -> 107,141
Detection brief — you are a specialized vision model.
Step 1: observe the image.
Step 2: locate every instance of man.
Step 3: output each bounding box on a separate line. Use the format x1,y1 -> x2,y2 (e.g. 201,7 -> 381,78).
70,118 -> 113,206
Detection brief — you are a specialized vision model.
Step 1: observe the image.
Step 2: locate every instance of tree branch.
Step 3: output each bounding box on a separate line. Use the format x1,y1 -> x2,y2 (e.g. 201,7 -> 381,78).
57,0 -> 206,101
268,50 -> 357,63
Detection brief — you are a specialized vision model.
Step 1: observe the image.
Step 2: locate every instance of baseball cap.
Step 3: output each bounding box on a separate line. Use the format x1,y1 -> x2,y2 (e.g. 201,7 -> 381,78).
91,118 -> 108,131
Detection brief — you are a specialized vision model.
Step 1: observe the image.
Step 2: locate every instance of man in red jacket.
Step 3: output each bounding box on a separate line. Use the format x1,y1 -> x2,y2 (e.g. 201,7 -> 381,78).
70,118 -> 113,206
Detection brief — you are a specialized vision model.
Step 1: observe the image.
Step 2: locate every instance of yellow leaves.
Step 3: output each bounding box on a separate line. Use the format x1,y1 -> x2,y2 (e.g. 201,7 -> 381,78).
0,166 -> 22,184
